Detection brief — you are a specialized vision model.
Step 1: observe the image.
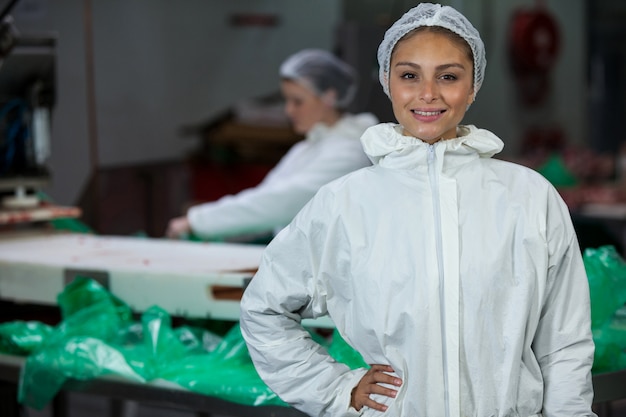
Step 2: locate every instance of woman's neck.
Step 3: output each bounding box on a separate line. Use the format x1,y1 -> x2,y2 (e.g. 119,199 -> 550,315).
322,110 -> 343,127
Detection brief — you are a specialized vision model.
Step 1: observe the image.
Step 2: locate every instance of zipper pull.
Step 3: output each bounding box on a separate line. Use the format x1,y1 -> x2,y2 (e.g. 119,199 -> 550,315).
428,143 -> 435,163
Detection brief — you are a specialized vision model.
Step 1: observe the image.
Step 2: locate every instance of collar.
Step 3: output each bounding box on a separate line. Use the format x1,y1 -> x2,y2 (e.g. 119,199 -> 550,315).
360,123 -> 504,170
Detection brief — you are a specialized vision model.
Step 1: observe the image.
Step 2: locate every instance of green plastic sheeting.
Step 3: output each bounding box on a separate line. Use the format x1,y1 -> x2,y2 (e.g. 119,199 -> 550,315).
536,153 -> 579,188
584,246 -> 626,373
17,277 -> 143,409
0,322 -> 53,355
0,277 -> 365,410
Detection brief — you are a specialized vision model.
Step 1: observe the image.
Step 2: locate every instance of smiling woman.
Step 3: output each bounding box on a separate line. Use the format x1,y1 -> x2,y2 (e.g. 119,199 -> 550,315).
388,28 -> 475,142
240,4 -> 596,417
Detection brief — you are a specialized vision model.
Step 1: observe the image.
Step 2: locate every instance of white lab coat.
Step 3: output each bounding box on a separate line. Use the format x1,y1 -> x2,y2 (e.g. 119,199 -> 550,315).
240,123 -> 596,417
187,113 -> 378,239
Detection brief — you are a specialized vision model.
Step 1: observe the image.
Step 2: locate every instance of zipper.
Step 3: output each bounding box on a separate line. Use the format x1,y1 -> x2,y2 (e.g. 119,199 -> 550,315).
427,143 -> 450,417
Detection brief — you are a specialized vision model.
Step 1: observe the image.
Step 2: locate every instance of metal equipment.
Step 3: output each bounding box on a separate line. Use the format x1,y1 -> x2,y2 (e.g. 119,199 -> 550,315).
0,33 -> 55,209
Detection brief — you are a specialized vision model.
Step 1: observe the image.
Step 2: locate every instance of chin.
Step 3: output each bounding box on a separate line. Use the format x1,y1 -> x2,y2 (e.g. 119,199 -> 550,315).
403,128 -> 439,141
294,125 -> 309,135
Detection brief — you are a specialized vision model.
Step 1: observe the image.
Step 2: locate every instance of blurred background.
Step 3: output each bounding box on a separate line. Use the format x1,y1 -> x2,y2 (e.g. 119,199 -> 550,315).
0,0 -> 624,239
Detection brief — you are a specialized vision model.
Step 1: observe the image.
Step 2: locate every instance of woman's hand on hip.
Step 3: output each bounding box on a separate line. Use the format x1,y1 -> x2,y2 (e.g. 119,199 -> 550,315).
350,364 -> 402,412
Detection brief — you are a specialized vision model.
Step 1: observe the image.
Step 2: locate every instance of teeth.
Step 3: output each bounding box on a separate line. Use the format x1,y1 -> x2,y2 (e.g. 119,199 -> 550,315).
414,110 -> 440,116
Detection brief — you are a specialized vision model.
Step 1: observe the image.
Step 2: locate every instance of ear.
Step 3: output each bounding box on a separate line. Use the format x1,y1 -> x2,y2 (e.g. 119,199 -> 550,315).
383,72 -> 393,99
321,89 -> 338,107
466,88 -> 475,108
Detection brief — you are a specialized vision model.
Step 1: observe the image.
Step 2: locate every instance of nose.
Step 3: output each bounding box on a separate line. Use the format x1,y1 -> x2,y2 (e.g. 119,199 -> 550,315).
420,79 -> 438,103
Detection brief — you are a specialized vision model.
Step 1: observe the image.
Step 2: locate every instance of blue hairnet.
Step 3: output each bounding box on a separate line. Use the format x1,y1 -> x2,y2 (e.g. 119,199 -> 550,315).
279,49 -> 358,109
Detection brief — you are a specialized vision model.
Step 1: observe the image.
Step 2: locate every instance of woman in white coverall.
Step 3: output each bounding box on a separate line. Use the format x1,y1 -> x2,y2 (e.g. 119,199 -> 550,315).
240,3 -> 596,417
166,49 -> 378,240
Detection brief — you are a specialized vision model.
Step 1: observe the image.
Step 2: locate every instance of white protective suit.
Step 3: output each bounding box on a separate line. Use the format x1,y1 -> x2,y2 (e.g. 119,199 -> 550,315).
240,123 -> 596,417
187,113 -> 378,239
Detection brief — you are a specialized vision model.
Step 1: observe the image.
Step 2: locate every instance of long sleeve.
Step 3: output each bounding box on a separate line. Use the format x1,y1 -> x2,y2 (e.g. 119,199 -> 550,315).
240,220 -> 367,417
187,114 -> 375,239
533,191 -> 596,417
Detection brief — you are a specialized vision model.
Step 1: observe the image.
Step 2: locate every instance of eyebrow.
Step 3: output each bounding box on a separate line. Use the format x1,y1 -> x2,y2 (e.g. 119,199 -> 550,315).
394,62 -> 468,71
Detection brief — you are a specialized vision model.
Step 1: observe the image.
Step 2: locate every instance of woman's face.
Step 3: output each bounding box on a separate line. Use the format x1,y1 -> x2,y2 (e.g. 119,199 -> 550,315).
281,80 -> 338,135
388,29 -> 475,143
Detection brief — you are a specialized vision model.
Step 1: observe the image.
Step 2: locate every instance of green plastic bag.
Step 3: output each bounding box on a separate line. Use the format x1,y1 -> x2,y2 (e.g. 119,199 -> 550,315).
117,305 -> 210,380
19,336 -> 146,409
158,323 -> 284,407
327,329 -> 368,370
156,324 -> 369,407
536,153 -> 579,188
583,246 -> 626,373
0,321 -> 54,355
18,277 -> 142,409
57,276 -> 132,321
15,277 -> 232,410
13,276 -> 373,410
584,246 -> 626,329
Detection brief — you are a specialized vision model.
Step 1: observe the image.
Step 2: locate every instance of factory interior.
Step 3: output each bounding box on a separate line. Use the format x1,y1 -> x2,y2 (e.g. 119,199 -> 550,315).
1,0 -> 626,416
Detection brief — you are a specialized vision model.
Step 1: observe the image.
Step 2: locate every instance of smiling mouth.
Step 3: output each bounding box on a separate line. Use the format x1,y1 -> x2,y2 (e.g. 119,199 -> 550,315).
412,110 -> 445,116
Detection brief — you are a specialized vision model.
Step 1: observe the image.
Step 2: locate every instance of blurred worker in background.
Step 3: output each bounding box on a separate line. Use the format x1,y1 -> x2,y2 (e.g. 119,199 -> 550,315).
240,3 -> 595,417
166,48 -> 378,241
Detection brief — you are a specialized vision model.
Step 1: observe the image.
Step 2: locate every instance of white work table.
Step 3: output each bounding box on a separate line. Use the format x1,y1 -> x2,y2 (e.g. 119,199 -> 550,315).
0,230 -> 334,327
0,231 -> 264,321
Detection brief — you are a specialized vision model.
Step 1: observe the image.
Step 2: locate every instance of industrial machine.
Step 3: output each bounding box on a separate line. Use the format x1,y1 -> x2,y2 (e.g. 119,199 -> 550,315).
0,11 -> 55,208
0,2 -> 81,227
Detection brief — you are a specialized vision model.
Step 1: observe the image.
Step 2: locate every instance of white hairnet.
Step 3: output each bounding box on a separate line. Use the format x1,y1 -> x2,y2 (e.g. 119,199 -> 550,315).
279,49 -> 358,109
377,3 -> 486,100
